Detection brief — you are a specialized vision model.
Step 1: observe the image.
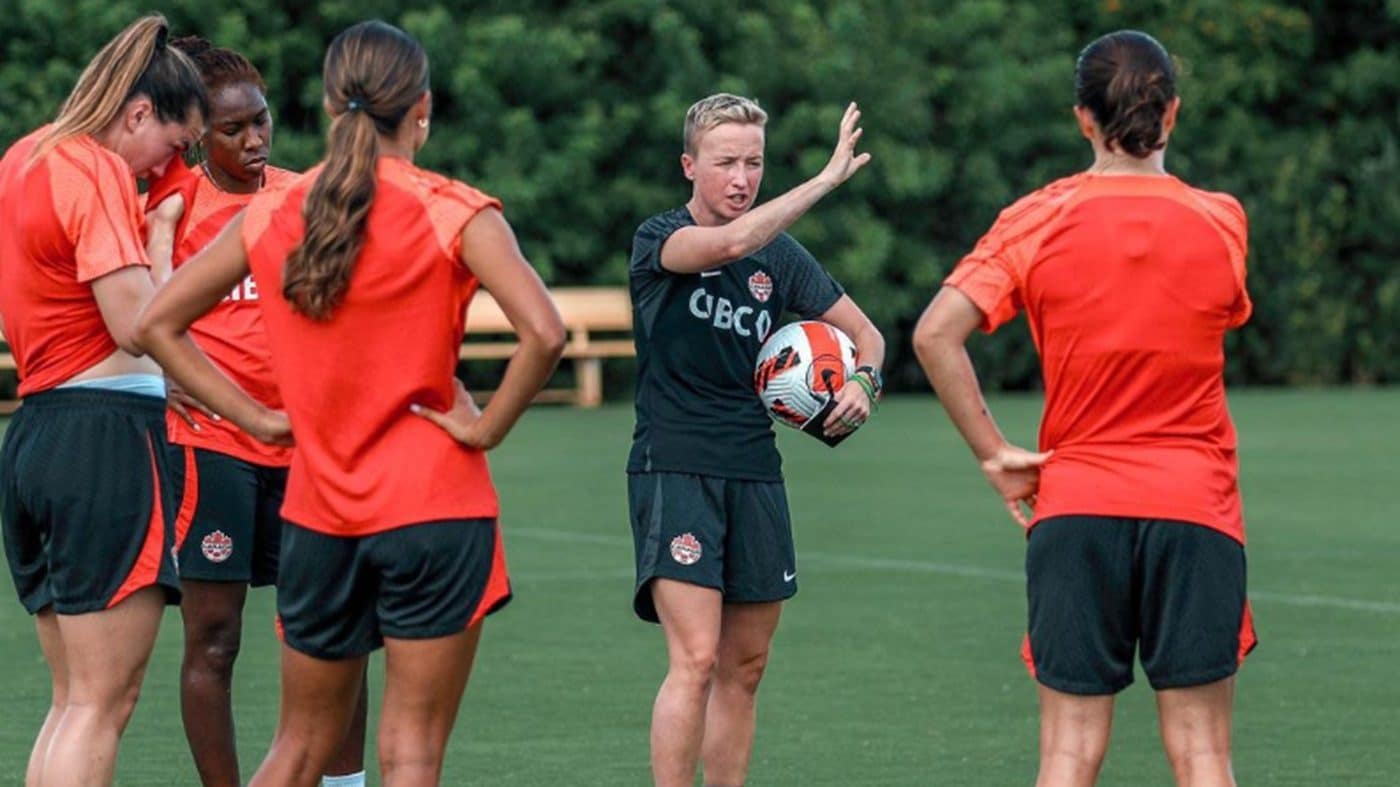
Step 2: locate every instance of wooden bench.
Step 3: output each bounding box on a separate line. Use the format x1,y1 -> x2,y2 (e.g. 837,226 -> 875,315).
461,286 -> 634,408
0,287 -> 636,415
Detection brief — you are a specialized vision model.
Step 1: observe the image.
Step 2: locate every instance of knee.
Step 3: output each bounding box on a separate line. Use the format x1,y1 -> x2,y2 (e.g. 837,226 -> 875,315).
716,648 -> 770,695
667,646 -> 719,693
66,680 -> 142,729
1163,731 -> 1232,776
379,731 -> 444,777
186,620 -> 243,677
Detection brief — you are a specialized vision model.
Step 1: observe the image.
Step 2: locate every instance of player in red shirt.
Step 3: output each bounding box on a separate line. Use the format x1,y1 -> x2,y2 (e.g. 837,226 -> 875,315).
137,20 -> 565,787
141,37 -> 367,787
0,15 -> 206,787
915,31 -> 1253,787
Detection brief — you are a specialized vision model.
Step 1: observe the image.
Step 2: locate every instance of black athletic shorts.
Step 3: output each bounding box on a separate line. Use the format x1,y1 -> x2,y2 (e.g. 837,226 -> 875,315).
170,445 -> 286,586
1023,515 -> 1257,695
276,518 -> 512,660
1,389 -> 180,614
628,471 -> 796,623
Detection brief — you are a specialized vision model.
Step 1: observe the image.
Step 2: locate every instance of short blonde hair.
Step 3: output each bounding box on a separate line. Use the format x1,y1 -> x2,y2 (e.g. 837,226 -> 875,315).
683,93 -> 767,154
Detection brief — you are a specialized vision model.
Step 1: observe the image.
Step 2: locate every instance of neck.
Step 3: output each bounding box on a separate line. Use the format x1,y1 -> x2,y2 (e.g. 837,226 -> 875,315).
1087,147 -> 1168,176
377,133 -> 417,162
685,196 -> 729,228
204,161 -> 260,194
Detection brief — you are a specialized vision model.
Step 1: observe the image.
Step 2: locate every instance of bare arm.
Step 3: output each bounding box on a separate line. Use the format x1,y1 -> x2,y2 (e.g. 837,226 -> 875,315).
913,286 -> 1049,526
143,193 -> 185,286
818,294 -> 884,436
660,102 -> 871,274
134,213 -> 289,444
411,208 -> 566,449
91,266 -> 159,355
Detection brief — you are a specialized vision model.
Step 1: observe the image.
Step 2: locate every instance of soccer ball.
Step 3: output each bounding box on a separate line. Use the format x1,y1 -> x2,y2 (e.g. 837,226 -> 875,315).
754,320 -> 857,430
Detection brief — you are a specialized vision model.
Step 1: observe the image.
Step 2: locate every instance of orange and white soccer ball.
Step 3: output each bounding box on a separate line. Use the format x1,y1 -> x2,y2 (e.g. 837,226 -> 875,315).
753,321 -> 857,429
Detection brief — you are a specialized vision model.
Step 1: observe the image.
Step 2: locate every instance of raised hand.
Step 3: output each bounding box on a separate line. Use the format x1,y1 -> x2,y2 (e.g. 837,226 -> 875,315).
818,102 -> 873,188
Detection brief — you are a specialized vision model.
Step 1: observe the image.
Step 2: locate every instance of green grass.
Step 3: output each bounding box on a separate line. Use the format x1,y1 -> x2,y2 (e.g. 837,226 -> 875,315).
1,389 -> 1397,785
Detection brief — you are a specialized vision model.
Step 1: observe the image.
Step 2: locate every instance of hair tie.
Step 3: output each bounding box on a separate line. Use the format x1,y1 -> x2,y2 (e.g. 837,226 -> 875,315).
346,99 -> 364,112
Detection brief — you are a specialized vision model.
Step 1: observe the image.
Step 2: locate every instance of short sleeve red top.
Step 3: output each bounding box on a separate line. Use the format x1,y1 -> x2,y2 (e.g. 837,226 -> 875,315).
0,129 -> 150,395
945,173 -> 1251,543
154,164 -> 297,466
240,156 -> 502,536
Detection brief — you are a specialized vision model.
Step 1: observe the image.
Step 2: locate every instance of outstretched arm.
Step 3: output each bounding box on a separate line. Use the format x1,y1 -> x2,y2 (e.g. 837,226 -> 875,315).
660,102 -> 872,274
914,286 -> 1049,527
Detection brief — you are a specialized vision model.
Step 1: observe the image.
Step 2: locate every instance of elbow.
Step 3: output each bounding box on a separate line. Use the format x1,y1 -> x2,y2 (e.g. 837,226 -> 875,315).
912,319 -> 952,365
528,317 -> 568,361
128,310 -> 161,358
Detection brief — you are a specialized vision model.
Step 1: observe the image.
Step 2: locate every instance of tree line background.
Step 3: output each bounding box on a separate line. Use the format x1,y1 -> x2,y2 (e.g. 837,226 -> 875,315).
1,0 -> 1395,392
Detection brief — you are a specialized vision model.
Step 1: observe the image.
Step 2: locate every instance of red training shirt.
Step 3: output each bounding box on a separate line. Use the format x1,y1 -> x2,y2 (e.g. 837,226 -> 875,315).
946,173 -> 1251,543
241,156 -> 502,536
0,128 -> 150,395
152,163 -> 297,466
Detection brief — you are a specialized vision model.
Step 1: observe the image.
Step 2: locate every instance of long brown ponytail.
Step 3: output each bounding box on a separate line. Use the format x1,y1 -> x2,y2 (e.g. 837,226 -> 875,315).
282,20 -> 429,321
37,14 -> 206,159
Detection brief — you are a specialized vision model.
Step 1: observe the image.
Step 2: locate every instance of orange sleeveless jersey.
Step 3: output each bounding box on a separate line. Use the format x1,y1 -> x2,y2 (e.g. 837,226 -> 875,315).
241,157 -> 502,536
0,129 -> 150,395
946,173 -> 1251,543
161,165 -> 297,466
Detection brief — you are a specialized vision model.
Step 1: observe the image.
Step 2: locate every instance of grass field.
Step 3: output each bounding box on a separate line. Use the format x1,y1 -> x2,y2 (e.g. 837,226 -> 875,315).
1,389 -> 1397,785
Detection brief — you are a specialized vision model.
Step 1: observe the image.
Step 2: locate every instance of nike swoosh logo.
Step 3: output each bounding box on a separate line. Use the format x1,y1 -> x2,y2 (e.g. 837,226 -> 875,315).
783,570 -> 796,582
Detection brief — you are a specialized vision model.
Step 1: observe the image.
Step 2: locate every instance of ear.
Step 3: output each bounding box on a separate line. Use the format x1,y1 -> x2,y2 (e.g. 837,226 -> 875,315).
1161,96 -> 1182,136
1072,105 -> 1098,142
415,90 -> 433,122
322,95 -> 336,119
125,96 -> 155,132
680,152 -> 696,182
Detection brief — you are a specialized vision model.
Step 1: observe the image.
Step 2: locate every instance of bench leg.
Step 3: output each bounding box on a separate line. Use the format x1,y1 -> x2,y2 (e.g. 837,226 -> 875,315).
576,358 -> 603,408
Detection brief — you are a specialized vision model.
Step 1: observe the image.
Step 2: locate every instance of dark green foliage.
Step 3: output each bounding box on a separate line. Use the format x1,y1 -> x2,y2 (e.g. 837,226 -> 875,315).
2,1 -> 1394,388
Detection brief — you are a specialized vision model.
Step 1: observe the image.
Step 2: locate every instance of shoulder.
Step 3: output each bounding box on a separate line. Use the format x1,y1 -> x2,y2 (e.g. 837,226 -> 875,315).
244,166 -> 318,245
1180,182 -> 1247,238
394,162 -> 501,213
989,174 -> 1087,239
47,134 -> 134,195
262,165 -> 300,189
634,207 -> 693,241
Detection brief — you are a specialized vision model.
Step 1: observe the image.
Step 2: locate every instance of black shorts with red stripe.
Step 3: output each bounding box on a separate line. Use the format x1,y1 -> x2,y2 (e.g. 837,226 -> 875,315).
1,389 -> 180,614
169,446 -> 285,586
1023,515 -> 1257,695
276,518 -> 511,660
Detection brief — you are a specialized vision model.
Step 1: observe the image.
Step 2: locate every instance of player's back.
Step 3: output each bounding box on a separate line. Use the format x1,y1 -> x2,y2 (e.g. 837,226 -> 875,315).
952,173 -> 1251,538
242,156 -> 502,536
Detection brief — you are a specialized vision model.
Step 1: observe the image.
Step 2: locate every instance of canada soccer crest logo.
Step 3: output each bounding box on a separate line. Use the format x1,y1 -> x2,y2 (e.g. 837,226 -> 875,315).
201,530 -> 233,563
748,271 -> 773,303
670,533 -> 703,566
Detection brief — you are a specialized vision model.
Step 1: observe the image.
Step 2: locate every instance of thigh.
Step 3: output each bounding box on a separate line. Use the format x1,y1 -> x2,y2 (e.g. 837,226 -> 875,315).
277,522 -> 379,660
653,578 -> 724,663
716,600 -> 782,671
1024,516 -> 1138,695
381,624 -> 484,747
370,518 -> 511,641
58,585 -> 165,701
1138,520 -> 1254,690
629,472 -> 727,623
721,480 -> 796,605
172,447 -> 260,583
